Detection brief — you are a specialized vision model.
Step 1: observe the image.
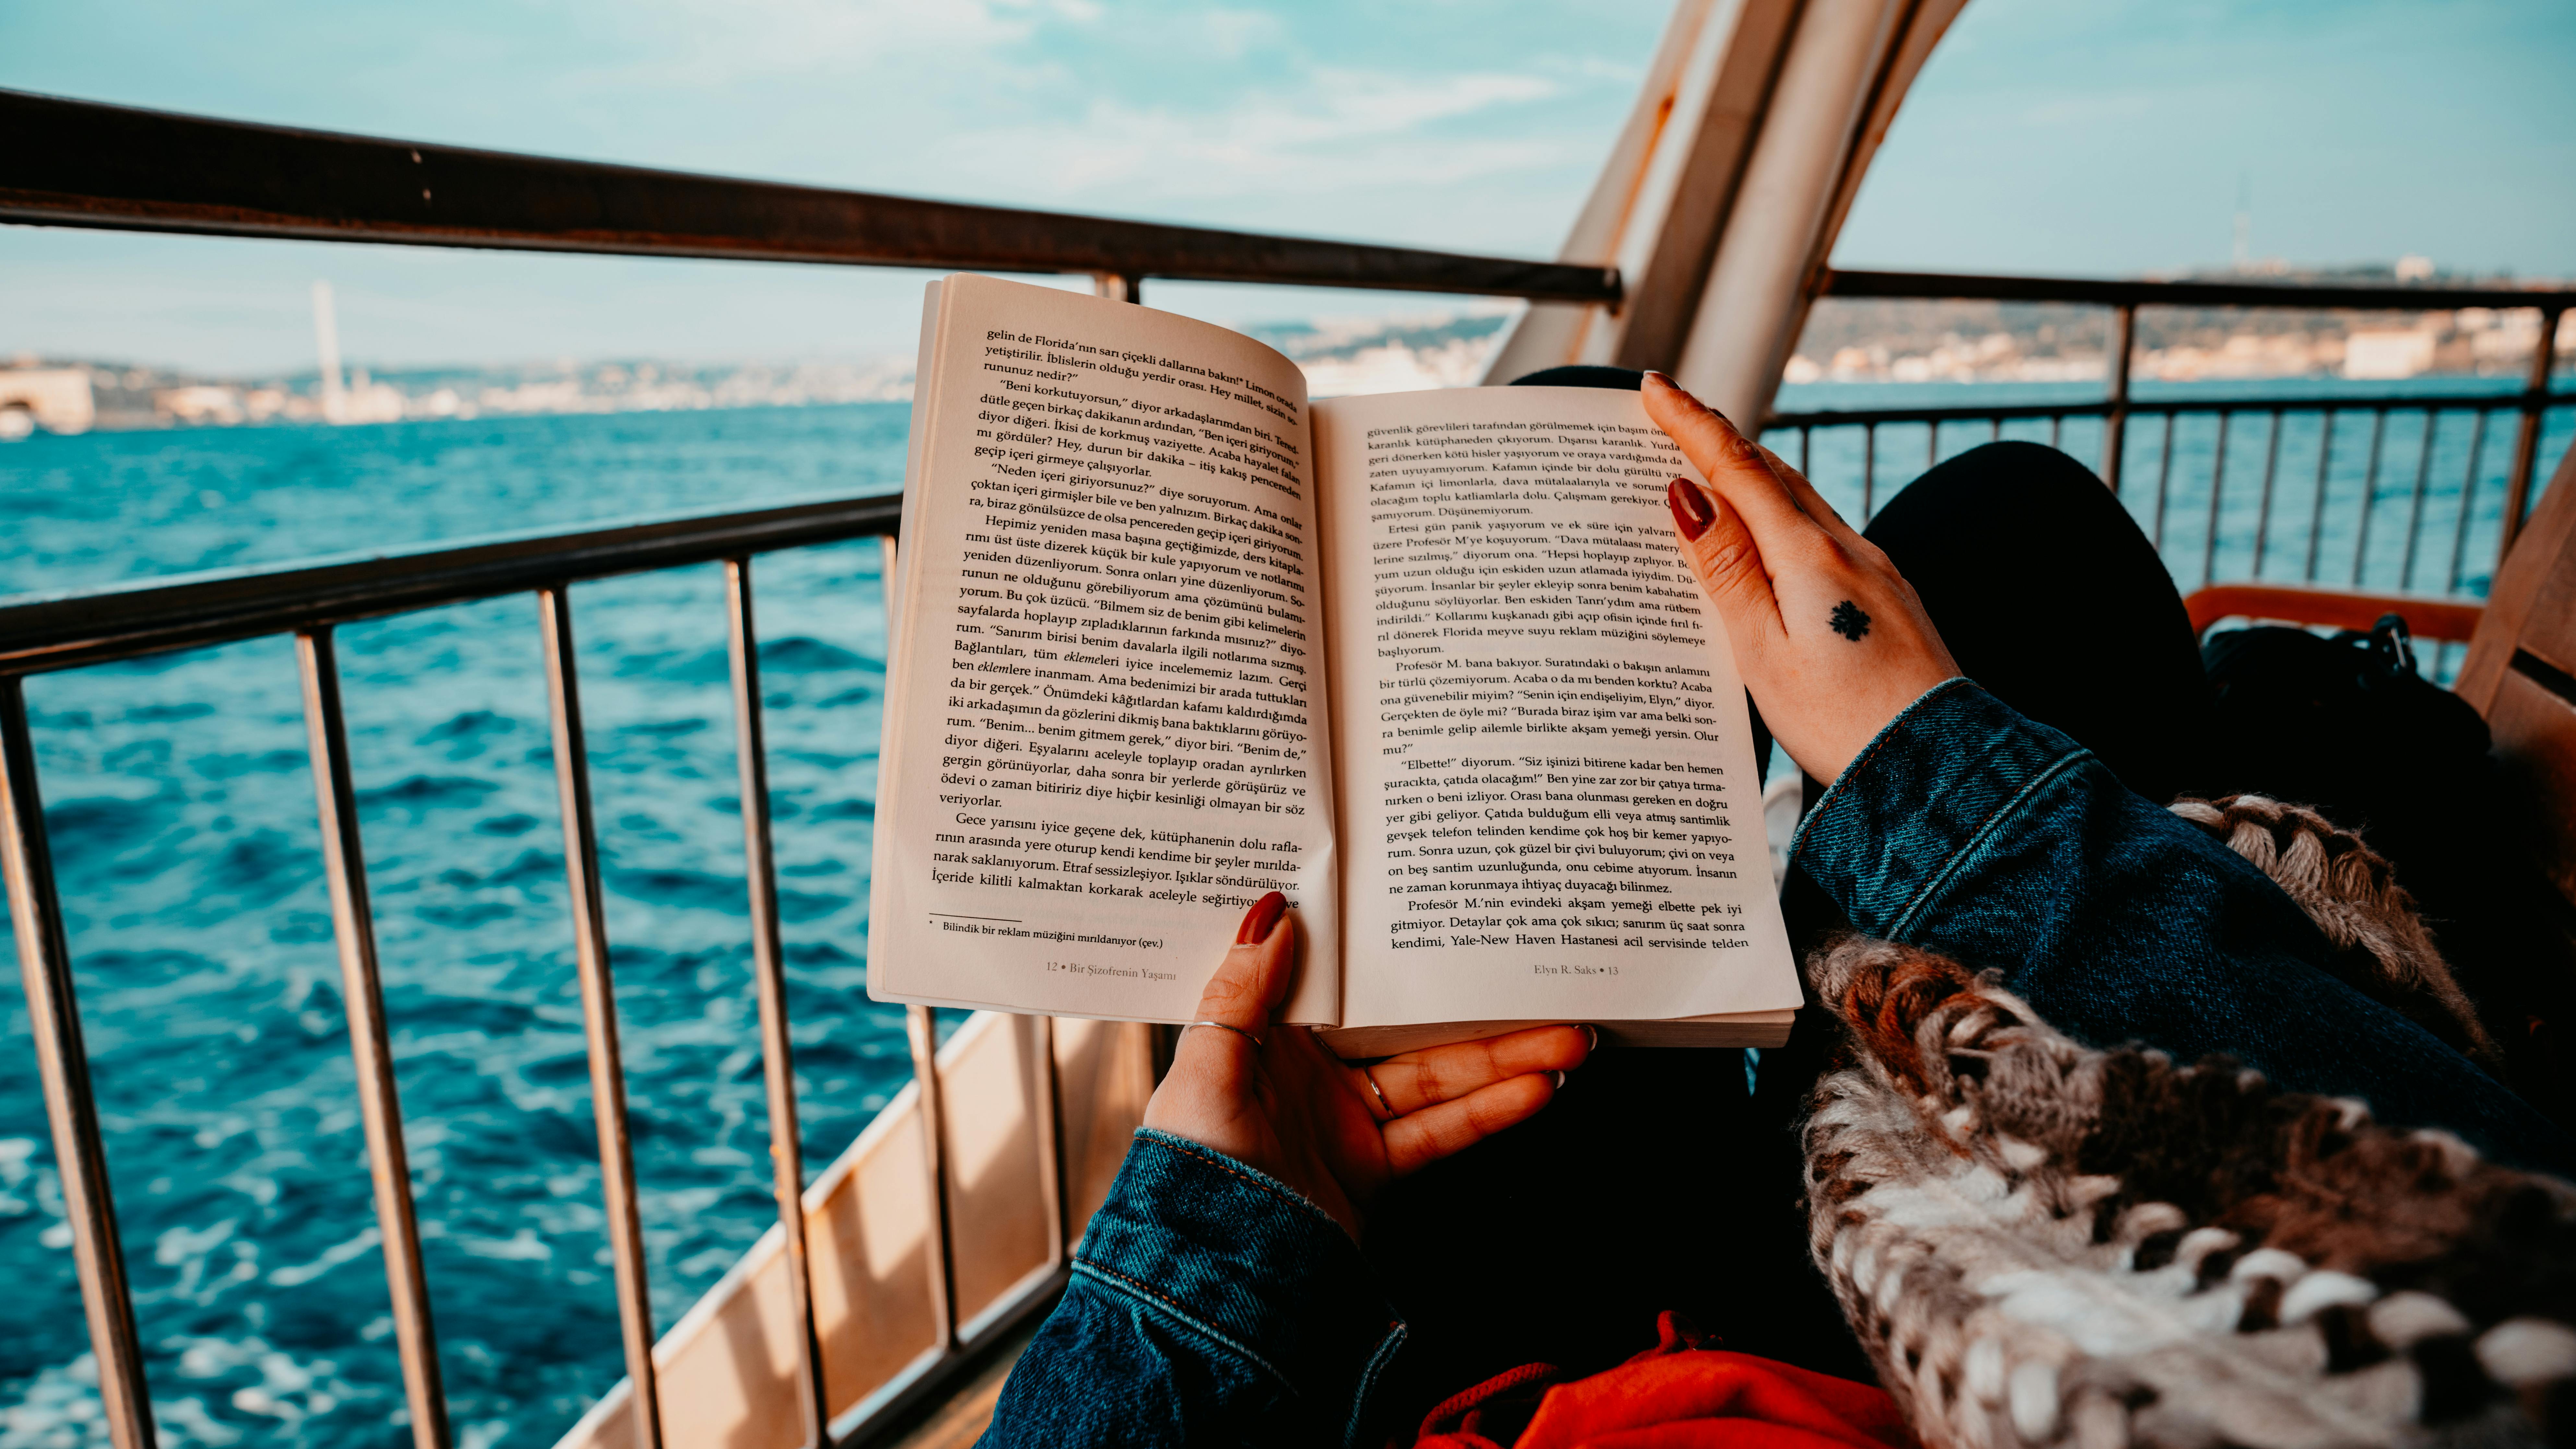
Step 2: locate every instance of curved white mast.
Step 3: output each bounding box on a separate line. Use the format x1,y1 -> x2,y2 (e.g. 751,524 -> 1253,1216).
1483,0 -> 1967,426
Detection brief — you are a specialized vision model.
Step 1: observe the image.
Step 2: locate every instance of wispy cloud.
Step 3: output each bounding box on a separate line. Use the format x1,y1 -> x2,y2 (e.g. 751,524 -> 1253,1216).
0,0 -> 1658,367
942,68 -> 1572,202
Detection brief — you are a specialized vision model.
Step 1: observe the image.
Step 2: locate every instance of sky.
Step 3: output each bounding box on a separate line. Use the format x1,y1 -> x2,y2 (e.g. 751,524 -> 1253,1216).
1,0 -> 2569,375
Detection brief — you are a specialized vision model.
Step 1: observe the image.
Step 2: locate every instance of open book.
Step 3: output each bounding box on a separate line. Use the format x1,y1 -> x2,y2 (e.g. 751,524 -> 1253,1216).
866,274 -> 1799,1055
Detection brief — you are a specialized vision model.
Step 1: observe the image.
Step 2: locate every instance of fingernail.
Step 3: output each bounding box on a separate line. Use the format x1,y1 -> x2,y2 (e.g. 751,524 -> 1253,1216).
1667,479 -> 1715,540
1237,890 -> 1287,944
1583,1024 -> 1600,1053
1552,1071 -> 1568,1090
1643,372 -> 1731,425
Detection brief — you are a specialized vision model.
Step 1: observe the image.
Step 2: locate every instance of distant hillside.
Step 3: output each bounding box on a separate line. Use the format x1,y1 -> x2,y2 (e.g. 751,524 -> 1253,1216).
23,262 -> 2553,435
1244,312 -> 1512,397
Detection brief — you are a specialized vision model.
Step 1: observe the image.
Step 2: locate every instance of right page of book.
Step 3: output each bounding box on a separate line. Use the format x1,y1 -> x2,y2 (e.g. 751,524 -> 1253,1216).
1312,385 -> 1799,1028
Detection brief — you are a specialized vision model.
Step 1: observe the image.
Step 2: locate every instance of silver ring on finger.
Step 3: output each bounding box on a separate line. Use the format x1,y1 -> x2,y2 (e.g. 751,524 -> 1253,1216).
1186,1019 -> 1264,1050
1360,1065 -> 1395,1122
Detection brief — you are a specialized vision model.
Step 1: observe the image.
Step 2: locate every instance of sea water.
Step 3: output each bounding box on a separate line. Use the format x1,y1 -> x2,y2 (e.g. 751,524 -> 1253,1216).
0,379 -> 2565,1448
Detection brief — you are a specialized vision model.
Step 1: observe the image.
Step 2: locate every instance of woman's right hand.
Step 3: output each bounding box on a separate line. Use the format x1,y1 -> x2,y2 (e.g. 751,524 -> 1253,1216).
1642,372 -> 1962,785
1143,892 -> 1590,1241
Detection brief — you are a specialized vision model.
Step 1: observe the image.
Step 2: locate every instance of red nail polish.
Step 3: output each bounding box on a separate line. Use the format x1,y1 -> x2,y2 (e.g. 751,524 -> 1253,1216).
1237,890 -> 1287,944
1667,479 -> 1715,540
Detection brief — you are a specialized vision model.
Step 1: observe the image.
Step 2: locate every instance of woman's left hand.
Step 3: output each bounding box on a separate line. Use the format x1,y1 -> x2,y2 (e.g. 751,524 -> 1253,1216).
1142,891 -> 1592,1241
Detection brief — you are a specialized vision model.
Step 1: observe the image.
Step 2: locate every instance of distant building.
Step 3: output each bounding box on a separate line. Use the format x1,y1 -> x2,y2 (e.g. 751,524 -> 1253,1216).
0,368 -> 97,439
158,384 -> 246,426
2344,329 -> 2438,380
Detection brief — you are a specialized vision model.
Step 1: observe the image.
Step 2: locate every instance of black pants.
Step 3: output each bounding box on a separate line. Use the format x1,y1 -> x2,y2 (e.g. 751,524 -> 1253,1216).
1362,376 -> 2263,1415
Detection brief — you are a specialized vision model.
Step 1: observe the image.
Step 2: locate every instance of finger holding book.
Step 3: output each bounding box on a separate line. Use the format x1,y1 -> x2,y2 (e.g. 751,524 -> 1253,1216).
1642,371 -> 1960,786
1144,891 -> 1585,1239
1358,1024 -> 1591,1120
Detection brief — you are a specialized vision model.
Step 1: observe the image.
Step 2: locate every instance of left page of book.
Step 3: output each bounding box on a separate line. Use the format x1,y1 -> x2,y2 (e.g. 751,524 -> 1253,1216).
867,274 -> 1341,1025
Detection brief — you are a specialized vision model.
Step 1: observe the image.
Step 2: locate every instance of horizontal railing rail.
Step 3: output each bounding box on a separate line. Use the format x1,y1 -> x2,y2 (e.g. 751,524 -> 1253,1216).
1815,265 -> 2576,313
0,90 -> 1621,305
1769,388 -> 2576,432
0,493 -> 902,676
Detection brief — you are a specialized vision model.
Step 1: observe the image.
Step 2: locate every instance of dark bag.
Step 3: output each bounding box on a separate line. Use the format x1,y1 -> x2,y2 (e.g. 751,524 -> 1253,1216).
2203,616 -> 2576,1126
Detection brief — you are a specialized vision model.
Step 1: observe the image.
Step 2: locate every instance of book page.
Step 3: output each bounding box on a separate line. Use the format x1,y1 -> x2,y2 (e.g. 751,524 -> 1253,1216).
1312,386 -> 1797,1027
869,274 -> 1339,1024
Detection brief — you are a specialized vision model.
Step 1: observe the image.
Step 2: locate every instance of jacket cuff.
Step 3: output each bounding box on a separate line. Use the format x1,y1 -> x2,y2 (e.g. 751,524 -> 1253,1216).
1790,678 -> 2097,941
1075,1128 -> 1406,1443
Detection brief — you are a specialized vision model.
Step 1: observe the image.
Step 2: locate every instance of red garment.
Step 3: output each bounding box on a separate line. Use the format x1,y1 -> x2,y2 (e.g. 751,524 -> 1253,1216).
1414,1313 -> 1915,1449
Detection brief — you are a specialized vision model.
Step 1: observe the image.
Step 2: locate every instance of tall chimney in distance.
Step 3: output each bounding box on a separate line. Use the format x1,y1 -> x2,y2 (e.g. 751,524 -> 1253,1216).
2231,173 -> 2251,273
312,280 -> 347,424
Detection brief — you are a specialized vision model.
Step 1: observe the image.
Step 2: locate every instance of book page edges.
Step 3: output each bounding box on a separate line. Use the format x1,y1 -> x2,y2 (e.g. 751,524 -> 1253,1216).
861,993 -> 1783,1048
1318,1009 -> 1793,1058
863,277 -> 950,1004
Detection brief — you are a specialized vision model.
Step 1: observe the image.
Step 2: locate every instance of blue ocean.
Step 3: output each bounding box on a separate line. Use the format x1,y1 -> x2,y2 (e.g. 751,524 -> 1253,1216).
0,377 -> 2564,1448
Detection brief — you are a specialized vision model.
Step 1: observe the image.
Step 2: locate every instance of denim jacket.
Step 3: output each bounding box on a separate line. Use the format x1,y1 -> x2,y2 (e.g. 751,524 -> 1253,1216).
982,680 -> 2576,1447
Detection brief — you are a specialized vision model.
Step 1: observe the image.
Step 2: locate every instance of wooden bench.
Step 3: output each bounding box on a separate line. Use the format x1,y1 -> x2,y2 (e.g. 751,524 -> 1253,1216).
2458,445 -> 2576,902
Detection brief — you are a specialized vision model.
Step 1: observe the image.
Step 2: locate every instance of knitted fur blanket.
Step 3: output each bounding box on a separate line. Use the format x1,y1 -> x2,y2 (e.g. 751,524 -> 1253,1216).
1801,796 -> 2576,1449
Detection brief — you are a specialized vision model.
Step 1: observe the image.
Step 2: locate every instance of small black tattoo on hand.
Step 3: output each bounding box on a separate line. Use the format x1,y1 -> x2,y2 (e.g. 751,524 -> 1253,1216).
1829,600 -> 1872,641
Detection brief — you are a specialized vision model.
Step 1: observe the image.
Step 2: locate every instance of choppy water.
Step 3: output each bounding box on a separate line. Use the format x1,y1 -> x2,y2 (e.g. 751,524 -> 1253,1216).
0,380 -> 2567,1448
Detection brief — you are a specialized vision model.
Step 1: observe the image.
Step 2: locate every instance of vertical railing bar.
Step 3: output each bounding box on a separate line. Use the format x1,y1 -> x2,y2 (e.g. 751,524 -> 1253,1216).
2250,410 -> 2284,580
0,678 -> 156,1449
2048,413 -> 2063,451
2302,409 -> 2337,583
1988,415 -> 2000,444
2446,410 -> 2492,596
882,537 -> 904,640
2497,305 -> 2566,569
1797,426 -> 1810,478
881,526 -> 962,1356
2400,410 -> 2440,592
294,628 -> 451,1449
2102,303 -> 2137,493
907,1005 -> 959,1352
2202,411 -> 2234,588
2153,413 -> 2176,553
720,559 -> 829,1448
1034,1015 -> 1067,1268
1092,273 -> 1144,306
1926,419 -> 1938,472
2350,409 -> 2389,588
536,585 -> 663,1449
1860,423 -> 1876,522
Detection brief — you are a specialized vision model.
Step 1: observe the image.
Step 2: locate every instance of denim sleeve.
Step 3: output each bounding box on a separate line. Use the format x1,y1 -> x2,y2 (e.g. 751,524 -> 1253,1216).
1791,678 -> 2576,1176
979,1128 -> 1407,1449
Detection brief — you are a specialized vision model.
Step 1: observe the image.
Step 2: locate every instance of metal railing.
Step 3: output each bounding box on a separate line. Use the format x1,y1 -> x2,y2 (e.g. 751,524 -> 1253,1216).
1768,269 -> 2576,635
2,499 -> 899,1449
11,85 -> 2576,1449
0,89 -> 1622,1449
